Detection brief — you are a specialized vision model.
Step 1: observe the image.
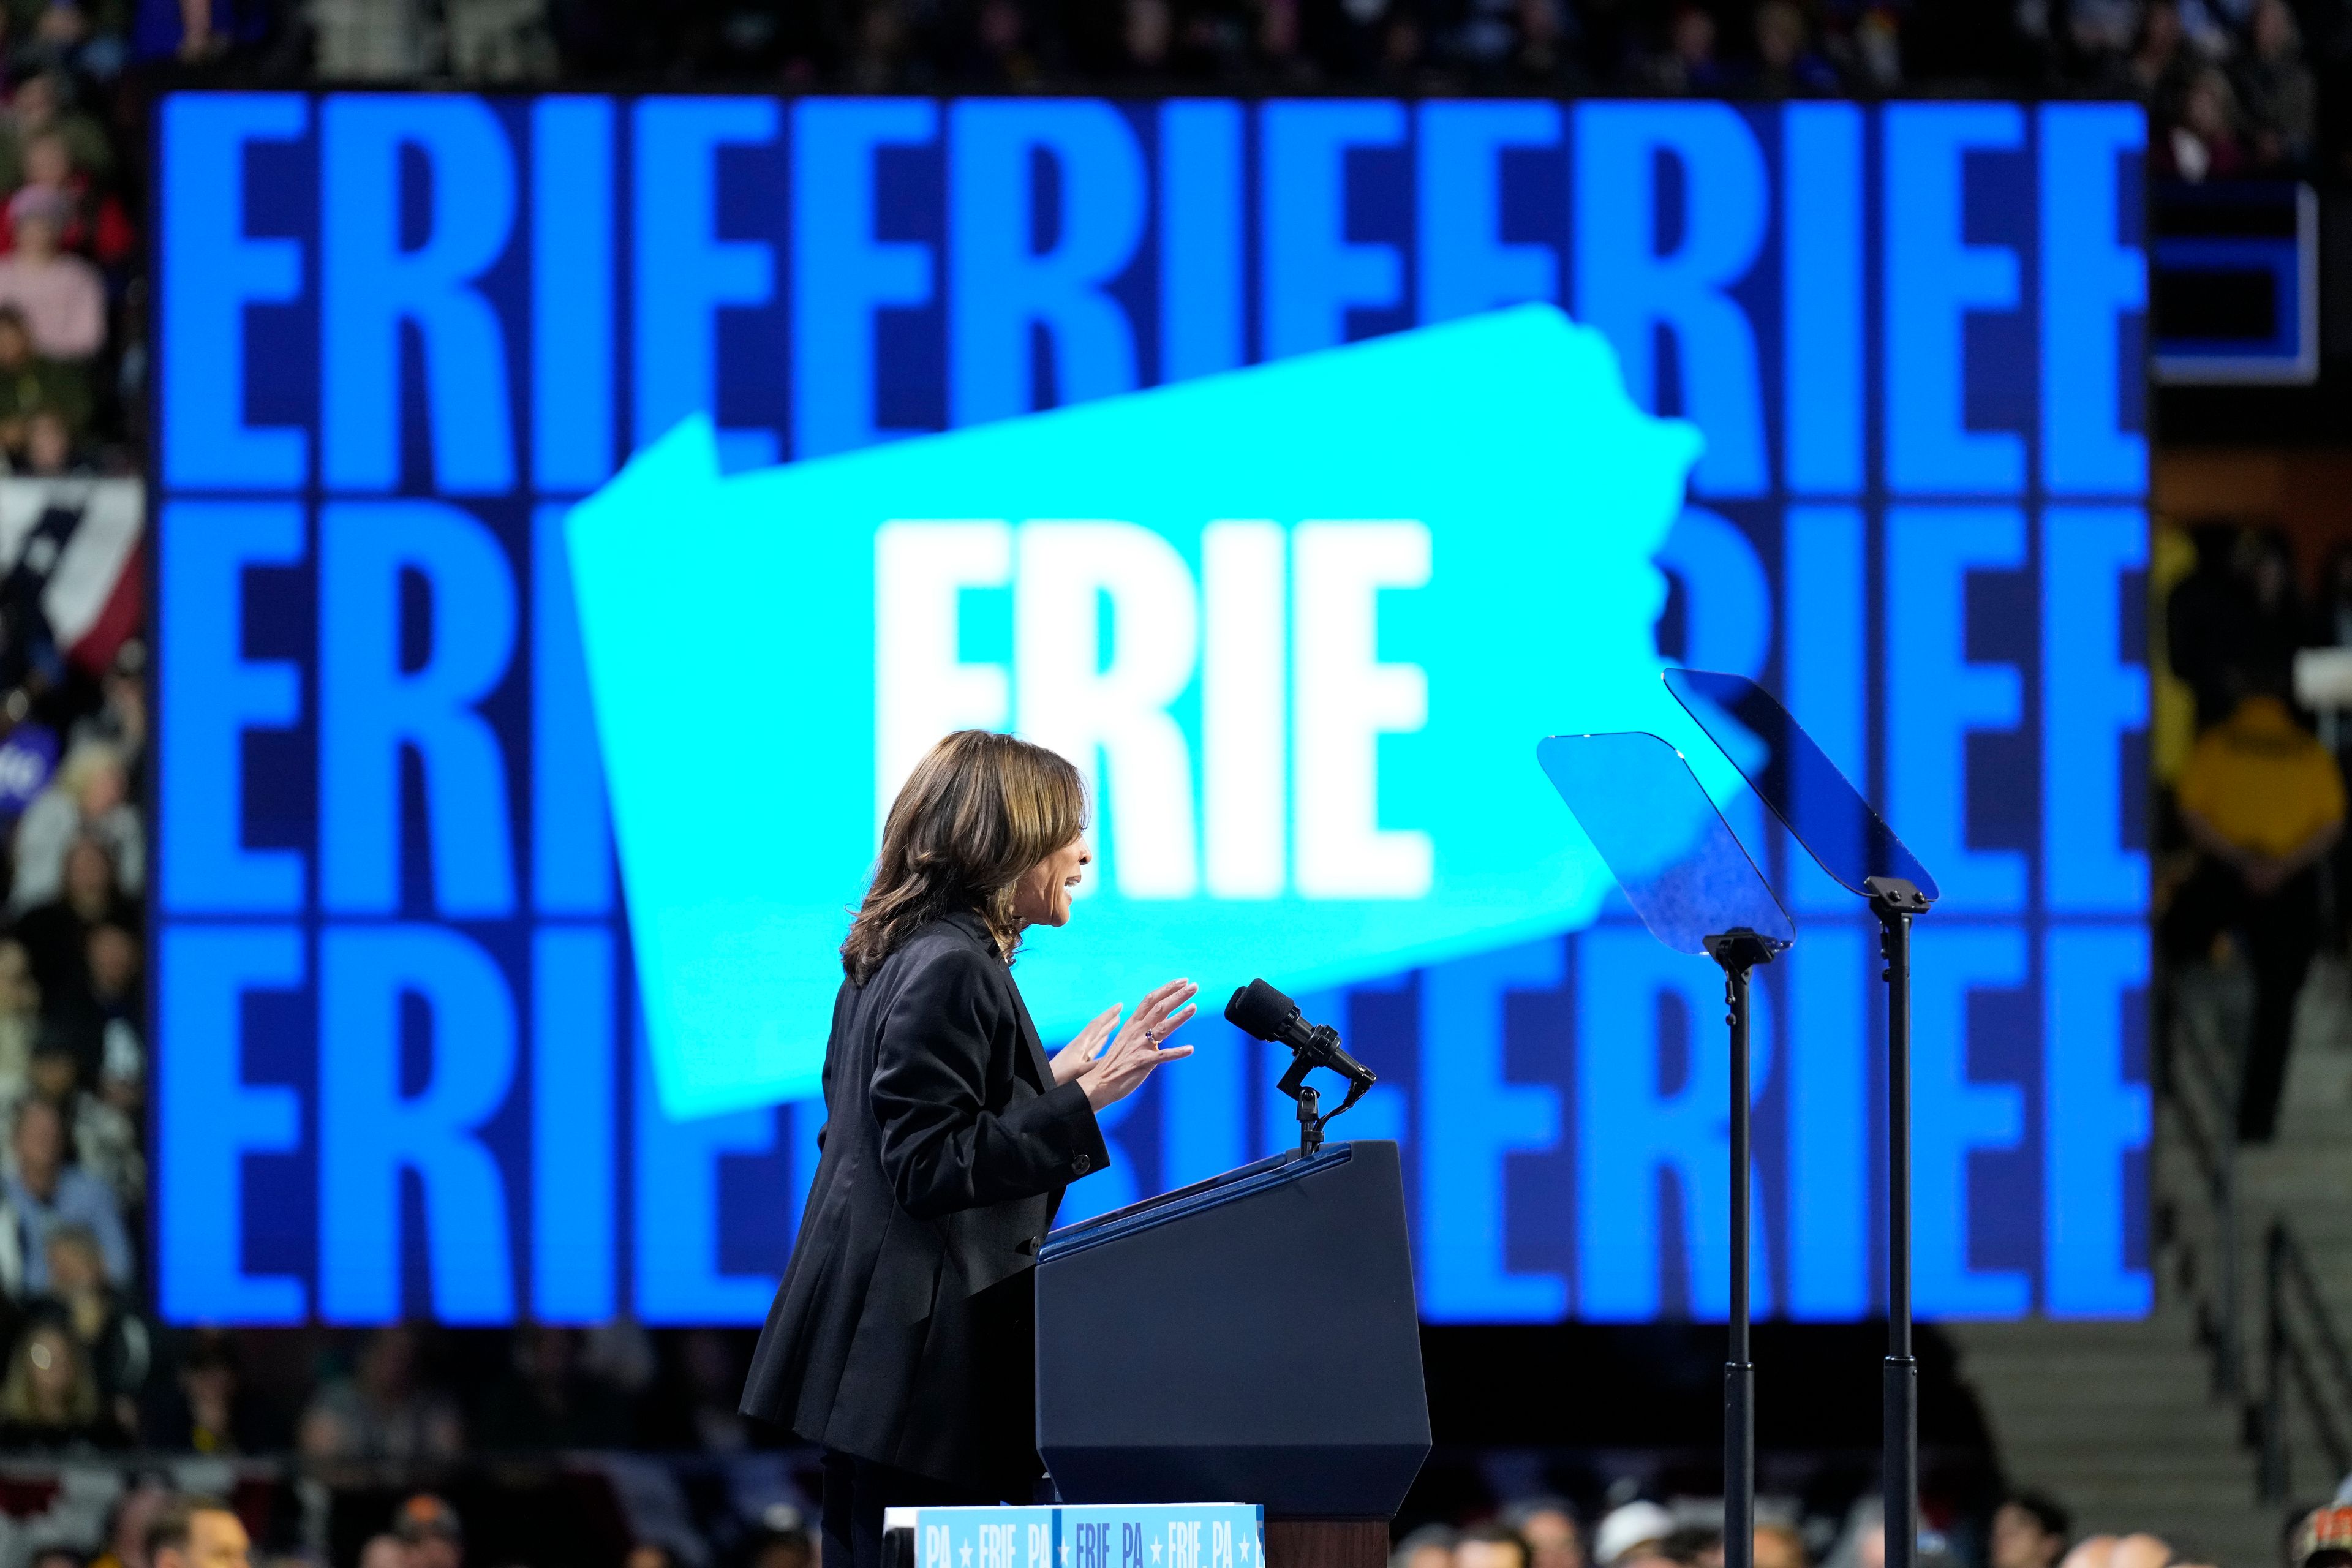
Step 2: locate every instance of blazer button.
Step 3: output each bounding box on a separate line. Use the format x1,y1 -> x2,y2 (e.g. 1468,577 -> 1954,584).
1072,1152 -> 1093,1175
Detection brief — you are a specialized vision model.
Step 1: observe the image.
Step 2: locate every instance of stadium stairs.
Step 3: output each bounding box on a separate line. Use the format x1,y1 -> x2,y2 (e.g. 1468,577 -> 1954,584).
1945,958 -> 2352,1568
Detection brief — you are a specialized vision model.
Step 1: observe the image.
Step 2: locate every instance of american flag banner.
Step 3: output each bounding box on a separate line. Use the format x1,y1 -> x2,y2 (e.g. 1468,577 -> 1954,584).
0,477 -> 141,675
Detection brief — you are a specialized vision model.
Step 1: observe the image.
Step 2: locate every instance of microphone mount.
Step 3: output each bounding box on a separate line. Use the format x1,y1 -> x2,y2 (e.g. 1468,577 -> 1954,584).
1274,1029 -> 1371,1157
1225,979 -> 1375,1158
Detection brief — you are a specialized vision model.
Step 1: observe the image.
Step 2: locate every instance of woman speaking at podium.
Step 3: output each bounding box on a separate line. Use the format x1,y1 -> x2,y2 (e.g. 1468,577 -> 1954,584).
741,730 -> 1199,1568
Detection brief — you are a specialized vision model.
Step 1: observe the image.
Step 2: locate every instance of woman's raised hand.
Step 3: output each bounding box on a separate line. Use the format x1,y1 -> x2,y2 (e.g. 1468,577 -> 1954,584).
1049,1003 -> 1124,1087
1077,978 -> 1199,1112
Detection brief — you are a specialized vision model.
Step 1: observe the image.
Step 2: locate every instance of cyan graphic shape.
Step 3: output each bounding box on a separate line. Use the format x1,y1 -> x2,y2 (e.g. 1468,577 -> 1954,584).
569,304 -> 1709,1118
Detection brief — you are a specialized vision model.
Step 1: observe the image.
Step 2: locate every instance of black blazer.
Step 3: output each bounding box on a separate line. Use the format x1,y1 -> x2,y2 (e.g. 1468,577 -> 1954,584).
739,911 -> 1110,1491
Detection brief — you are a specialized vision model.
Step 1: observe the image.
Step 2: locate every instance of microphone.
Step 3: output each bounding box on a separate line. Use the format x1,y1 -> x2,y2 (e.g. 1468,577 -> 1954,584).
1224,979 -> 1377,1090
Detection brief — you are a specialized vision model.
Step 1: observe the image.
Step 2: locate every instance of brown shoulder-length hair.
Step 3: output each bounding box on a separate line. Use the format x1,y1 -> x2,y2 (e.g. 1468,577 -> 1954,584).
842,730 -> 1087,983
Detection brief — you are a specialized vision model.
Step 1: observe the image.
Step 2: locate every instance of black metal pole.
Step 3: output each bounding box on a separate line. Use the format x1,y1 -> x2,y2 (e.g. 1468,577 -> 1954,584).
1706,930 -> 1783,1568
1868,878 -> 1928,1568
1725,959 -> 1755,1568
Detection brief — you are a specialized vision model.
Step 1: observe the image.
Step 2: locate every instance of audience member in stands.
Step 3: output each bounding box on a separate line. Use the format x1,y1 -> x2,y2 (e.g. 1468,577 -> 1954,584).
41,1222 -> 151,1435
146,1498 -> 251,1568
23,405 -> 83,474
17,837 -> 138,1058
17,130 -> 132,271
2165,662 -> 2346,1140
6,1093 -> 130,1288
2068,0 -> 2140,76
143,1331 -> 270,1455
1595,1504 -> 1676,1568
18,1030 -> 140,1207
2162,65 -> 2250,178
32,1546 -> 86,1568
15,744 -> 144,911
356,1538 -> 407,1568
88,1474 -> 172,1568
2237,0 -> 2316,165
0,1314 -> 115,1444
2242,528 -> 2307,685
297,1327 -> 466,1461
0,72 -> 112,190
1991,1493 -> 2071,1568
0,187 -> 103,361
0,937 -> 37,1100
2293,1504 -> 2352,1568
17,0 -> 127,82
2132,1 -> 2196,113
1389,1526 -> 1458,1568
1458,1525 -> 1532,1568
2056,1537 -> 2211,1568
393,1496 -> 463,1568
0,303 -> 86,457
1754,0 -> 1839,92
2168,522 -> 2259,727
1753,1525 -> 1807,1568
81,918 -> 140,1076
307,0 -> 434,78
2312,543 -> 2352,657
1504,1501 -> 1586,1568
69,641 -> 146,784
1502,0 -> 1580,89
1821,1501 -> 1882,1568
745,1524 -> 816,1568
1643,4 -> 1735,89
473,1323 -> 632,1448
1660,1527 -> 1725,1568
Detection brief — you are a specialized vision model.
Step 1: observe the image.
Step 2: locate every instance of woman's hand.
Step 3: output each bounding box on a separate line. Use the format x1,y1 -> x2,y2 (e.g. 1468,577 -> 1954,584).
1077,978 -> 1199,1112
1049,1003 -> 1125,1087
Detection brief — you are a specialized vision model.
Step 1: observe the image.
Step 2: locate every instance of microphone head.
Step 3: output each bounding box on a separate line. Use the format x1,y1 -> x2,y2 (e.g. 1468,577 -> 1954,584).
1224,978 -> 1300,1042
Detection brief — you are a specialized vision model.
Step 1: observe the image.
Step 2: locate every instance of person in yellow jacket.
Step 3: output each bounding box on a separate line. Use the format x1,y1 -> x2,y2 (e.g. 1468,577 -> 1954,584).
2163,666 -> 2346,1141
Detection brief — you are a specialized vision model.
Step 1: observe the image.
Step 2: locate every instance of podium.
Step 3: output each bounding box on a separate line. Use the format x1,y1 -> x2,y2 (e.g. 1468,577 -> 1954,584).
1036,1139 -> 1429,1567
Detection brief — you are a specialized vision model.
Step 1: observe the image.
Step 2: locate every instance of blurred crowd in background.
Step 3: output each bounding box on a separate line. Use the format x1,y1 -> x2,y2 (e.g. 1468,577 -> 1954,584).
1389,1488 -> 2352,1568
13,1474 -> 2352,1568
0,0 -> 2291,474
204,0 -> 2348,178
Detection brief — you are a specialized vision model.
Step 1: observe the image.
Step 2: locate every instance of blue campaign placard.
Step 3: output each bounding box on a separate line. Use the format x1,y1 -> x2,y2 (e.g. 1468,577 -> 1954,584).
909,1507 -> 1059,1568
910,1505 -> 1264,1568
1057,1506 -> 1265,1568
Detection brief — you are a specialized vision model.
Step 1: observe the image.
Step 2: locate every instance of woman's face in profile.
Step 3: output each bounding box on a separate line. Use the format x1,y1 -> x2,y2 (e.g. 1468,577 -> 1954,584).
1013,835 -> 1091,929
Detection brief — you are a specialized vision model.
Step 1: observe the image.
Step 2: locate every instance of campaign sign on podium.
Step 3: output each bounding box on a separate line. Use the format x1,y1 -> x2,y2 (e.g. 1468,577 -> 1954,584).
904,1506 -> 1265,1568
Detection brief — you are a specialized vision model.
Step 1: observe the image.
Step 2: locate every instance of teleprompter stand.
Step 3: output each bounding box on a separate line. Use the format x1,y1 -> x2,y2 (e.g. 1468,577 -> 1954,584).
1540,733 -> 1796,1568
1703,927 -> 1787,1568
1665,671 -> 1942,1568
1867,874 -> 1931,1568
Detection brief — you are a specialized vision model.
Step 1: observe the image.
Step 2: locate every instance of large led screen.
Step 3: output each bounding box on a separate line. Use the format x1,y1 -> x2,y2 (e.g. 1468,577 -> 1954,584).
154,94 -> 2150,1327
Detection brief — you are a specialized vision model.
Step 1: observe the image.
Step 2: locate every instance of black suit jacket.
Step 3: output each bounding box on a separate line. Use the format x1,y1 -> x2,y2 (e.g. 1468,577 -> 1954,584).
739,911 -> 1109,1491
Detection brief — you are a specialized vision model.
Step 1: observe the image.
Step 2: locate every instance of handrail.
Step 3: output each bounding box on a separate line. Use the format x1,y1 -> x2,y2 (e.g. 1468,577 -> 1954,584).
2261,1219 -> 2352,1501
2164,993 -> 2242,1399
2157,971 -> 2352,1504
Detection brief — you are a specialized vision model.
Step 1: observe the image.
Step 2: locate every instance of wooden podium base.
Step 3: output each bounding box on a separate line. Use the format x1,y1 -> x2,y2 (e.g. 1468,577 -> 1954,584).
1266,1520 -> 1389,1568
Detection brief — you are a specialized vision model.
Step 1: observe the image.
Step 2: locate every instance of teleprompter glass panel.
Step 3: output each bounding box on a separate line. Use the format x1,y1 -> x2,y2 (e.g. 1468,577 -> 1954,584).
1537,731 -> 1795,956
1662,669 -> 1940,903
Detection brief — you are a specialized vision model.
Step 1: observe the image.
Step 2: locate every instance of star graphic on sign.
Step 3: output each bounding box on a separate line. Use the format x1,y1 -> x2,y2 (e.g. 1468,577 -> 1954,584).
1240,1540 -> 1253,1564
1061,1547 -> 1071,1566
1152,1545 -> 1163,1564
961,1546 -> 972,1568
